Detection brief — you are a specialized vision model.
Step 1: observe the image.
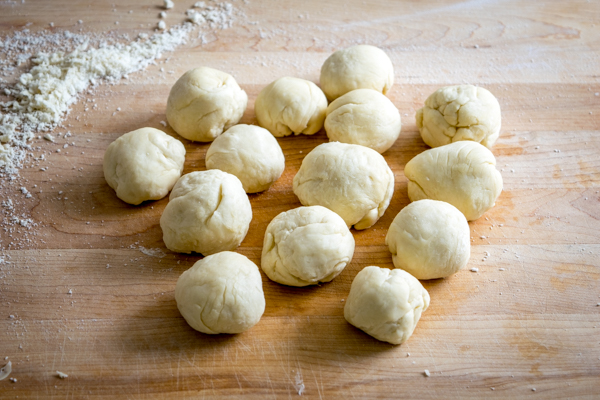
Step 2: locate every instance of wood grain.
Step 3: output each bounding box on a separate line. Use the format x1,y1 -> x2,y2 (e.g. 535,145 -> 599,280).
1,0 -> 599,398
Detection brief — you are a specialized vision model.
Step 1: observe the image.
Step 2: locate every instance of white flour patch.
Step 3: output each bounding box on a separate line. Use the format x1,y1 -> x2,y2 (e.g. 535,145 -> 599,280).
294,370 -> 305,396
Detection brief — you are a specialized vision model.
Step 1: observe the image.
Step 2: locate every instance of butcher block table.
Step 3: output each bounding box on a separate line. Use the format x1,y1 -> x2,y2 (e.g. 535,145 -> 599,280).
1,0 -> 599,398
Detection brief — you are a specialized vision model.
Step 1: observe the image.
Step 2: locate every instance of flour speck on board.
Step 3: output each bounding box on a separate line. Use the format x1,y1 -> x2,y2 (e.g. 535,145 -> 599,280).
294,370 -> 305,396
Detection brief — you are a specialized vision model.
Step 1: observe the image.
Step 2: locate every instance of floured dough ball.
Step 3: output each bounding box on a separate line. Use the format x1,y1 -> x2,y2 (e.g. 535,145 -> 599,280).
160,170 -> 252,255
205,124 -> 285,193
320,45 -> 394,101
261,206 -> 355,287
175,252 -> 265,334
166,67 -> 248,142
386,200 -> 470,280
344,266 -> 430,345
325,89 -> 401,153
404,141 -> 503,221
416,85 -> 501,149
293,142 -> 394,230
103,127 -> 185,205
255,76 -> 327,137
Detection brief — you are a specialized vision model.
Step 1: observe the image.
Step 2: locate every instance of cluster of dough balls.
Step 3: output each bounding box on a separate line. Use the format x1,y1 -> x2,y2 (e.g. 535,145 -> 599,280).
103,45 -> 507,342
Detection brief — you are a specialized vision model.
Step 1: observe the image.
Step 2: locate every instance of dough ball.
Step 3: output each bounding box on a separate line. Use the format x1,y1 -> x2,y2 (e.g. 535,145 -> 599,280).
325,88 -> 401,153
206,124 -> 285,193
320,45 -> 394,101
255,76 -> 327,137
293,142 -> 394,230
261,206 -> 355,287
386,200 -> 470,280
416,85 -> 501,149
175,251 -> 265,334
166,67 -> 248,142
103,127 -> 185,205
404,141 -> 503,221
344,266 -> 430,345
160,170 -> 252,255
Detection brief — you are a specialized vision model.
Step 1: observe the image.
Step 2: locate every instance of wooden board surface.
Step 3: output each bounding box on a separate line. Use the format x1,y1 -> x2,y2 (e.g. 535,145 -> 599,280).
1,0 -> 599,398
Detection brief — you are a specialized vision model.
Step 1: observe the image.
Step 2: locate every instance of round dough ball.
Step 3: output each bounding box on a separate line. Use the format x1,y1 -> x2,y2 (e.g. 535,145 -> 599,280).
160,170 -> 252,255
255,76 -> 327,137
166,67 -> 248,142
293,142 -> 394,230
175,251 -> 265,334
261,206 -> 355,287
386,200 -> 470,280
344,266 -> 430,345
325,89 -> 401,153
320,45 -> 394,101
205,124 -> 285,193
103,127 -> 185,205
404,141 -> 503,221
416,85 -> 501,149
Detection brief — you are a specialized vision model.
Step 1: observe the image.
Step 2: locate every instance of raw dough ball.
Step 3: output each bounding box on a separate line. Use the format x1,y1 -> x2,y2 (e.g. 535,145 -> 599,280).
320,45 -> 394,101
175,251 -> 265,334
166,67 -> 248,142
293,142 -> 394,230
255,76 -> 327,137
386,200 -> 470,280
205,124 -> 285,193
261,206 -> 355,287
344,266 -> 430,345
416,85 -> 501,149
404,141 -> 503,221
325,88 -> 401,153
160,170 -> 252,255
103,127 -> 185,205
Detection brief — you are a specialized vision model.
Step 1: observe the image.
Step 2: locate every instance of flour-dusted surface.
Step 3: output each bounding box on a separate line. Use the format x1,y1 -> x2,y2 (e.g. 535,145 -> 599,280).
0,0 -> 599,398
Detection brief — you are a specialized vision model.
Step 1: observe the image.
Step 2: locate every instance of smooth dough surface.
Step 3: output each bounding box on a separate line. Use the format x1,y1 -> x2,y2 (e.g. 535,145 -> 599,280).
261,206 -> 355,287
344,266 -> 430,345
103,127 -> 185,205
404,141 -> 503,221
416,85 -> 501,149
166,67 -> 247,142
160,170 -> 252,255
386,200 -> 470,280
293,142 -> 394,230
175,251 -> 265,334
320,45 -> 394,101
255,76 -> 327,137
205,124 -> 285,193
325,88 -> 401,153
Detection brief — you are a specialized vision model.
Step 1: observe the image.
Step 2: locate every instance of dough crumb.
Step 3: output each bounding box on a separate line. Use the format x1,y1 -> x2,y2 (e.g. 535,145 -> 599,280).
56,371 -> 68,379
424,369 -> 430,377
532,388 -> 536,392
164,0 -> 174,9
157,20 -> 166,30
43,134 -> 55,142
0,361 -> 11,381
470,268 -> 479,272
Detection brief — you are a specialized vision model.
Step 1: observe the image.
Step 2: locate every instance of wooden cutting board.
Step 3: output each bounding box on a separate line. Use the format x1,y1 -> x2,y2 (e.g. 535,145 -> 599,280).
1,0 -> 599,398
